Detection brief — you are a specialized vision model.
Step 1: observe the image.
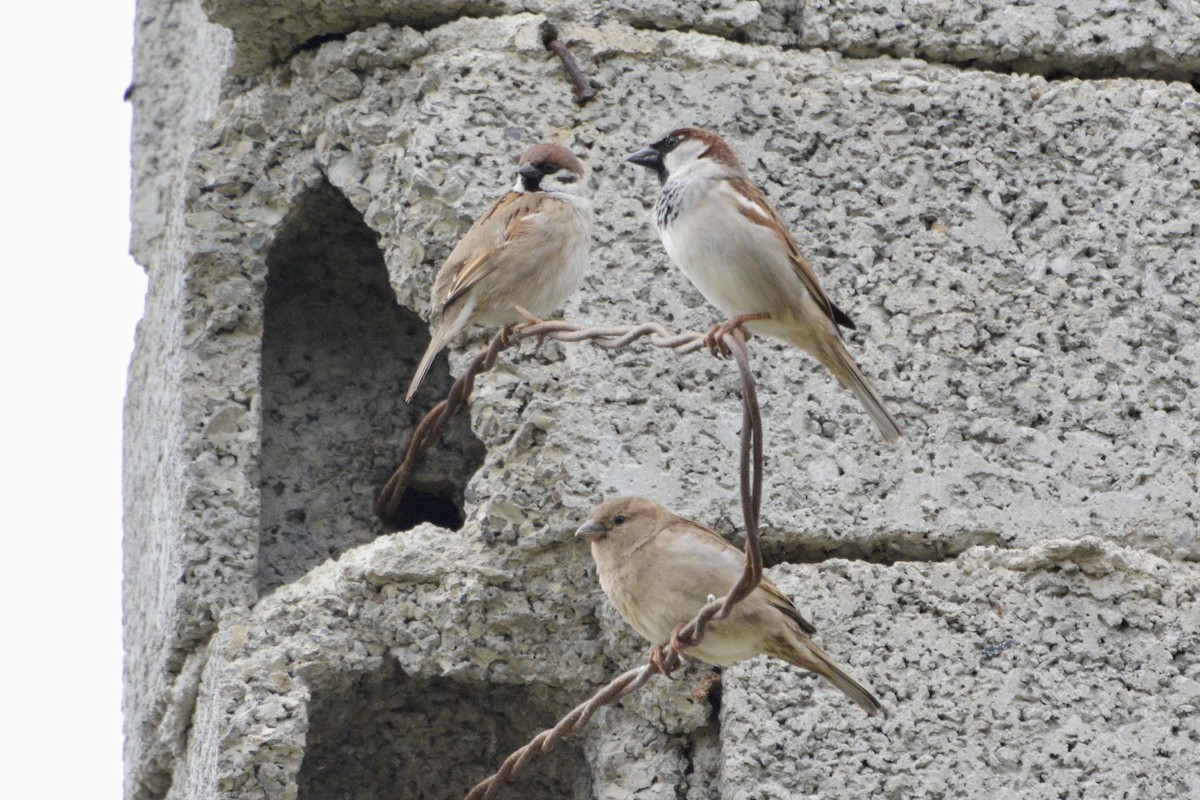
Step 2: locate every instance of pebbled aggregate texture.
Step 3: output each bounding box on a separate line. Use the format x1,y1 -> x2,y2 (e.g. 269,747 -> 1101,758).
124,5 -> 1200,799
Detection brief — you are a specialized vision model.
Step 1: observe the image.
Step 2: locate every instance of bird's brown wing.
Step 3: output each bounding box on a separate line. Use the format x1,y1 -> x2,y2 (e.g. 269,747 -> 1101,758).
758,576 -> 817,636
724,176 -> 855,331
432,191 -> 548,312
665,516 -> 817,636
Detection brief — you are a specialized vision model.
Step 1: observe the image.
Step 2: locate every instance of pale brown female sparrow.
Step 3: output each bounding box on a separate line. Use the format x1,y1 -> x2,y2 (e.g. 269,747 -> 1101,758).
627,128 -> 903,441
405,143 -> 592,402
577,496 -> 883,715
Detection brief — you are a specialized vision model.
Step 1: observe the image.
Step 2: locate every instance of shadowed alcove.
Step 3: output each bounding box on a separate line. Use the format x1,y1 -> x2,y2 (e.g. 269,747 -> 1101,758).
297,662 -> 591,799
258,182 -> 486,594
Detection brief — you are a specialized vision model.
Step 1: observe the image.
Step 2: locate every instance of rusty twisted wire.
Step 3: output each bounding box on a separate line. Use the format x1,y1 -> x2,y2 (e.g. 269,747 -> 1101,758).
377,320 -> 722,522
386,321 -> 766,800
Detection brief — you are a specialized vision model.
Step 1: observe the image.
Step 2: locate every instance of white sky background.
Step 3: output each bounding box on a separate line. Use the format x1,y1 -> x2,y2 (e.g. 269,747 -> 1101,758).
5,4 -> 143,798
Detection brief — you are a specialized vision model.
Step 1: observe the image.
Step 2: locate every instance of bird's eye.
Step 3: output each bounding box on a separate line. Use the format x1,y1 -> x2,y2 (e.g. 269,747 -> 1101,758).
614,514 -> 626,525
658,135 -> 682,151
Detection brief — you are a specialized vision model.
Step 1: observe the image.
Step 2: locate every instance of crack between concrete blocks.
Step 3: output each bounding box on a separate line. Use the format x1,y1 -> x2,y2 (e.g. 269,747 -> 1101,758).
285,6 -> 510,63
621,18 -> 1199,91
277,11 -> 1198,94
132,635 -> 213,800
760,532 -> 1195,574
759,529 -> 1005,568
870,50 -> 1200,91
675,721 -> 720,800
675,737 -> 694,800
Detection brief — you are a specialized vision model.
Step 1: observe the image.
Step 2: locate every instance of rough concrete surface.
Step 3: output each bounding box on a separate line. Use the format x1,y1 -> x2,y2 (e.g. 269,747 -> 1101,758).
124,1 -> 233,793
202,0 -> 798,75
201,0 -> 1200,81
125,1 -> 1200,799
724,542 -> 1199,798
798,0 -> 1200,81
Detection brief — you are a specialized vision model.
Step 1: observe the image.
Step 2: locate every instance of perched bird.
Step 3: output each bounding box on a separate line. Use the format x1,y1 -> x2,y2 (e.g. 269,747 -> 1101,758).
627,127 -> 903,441
576,496 -> 882,715
405,143 -> 592,401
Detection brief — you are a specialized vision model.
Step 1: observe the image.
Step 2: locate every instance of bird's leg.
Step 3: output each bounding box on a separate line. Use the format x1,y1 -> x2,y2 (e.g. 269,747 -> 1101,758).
648,644 -> 674,677
702,322 -> 728,358
511,304 -> 549,346
512,304 -> 545,327
649,625 -> 690,678
704,312 -> 770,357
498,323 -> 521,348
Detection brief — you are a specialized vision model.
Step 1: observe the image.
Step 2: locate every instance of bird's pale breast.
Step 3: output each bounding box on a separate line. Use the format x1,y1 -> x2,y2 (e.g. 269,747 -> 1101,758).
660,183 -> 797,318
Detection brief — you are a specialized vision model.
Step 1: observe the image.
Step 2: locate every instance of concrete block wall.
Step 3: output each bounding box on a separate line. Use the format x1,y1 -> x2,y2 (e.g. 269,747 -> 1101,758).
124,2 -> 1200,798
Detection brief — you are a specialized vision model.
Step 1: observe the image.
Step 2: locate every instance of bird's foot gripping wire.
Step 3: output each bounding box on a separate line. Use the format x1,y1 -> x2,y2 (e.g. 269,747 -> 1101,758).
498,323 -> 521,349
648,623 -> 691,677
704,313 -> 769,358
511,304 -> 550,346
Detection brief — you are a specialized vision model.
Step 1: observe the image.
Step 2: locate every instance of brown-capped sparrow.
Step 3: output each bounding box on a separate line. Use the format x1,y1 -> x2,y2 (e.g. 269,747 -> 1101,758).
577,496 -> 883,715
627,127 -> 903,441
406,143 -> 592,402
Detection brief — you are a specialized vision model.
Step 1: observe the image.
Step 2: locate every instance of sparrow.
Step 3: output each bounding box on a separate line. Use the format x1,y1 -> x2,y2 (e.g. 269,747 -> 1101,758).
405,143 -> 592,402
576,496 -> 882,715
627,127 -> 903,442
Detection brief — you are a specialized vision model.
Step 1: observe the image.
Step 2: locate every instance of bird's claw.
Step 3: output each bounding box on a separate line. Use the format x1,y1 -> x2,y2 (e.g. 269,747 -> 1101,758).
648,644 -> 672,677
512,304 -> 548,346
703,313 -> 767,358
498,323 -> 522,348
648,624 -> 691,678
703,322 -> 733,359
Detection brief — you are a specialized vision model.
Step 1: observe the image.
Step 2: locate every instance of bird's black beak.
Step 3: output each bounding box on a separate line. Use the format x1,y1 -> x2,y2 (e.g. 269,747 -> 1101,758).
626,146 -> 661,170
575,519 -> 605,541
517,162 -> 542,190
627,146 -> 668,184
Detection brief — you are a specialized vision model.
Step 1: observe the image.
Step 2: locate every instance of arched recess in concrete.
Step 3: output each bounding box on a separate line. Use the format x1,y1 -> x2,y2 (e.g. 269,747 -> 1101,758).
296,661 -> 590,799
258,181 -> 485,594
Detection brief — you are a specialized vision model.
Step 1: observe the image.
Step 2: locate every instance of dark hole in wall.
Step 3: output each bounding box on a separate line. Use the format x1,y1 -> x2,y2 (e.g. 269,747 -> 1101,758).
756,527 -> 1007,567
387,487 -> 465,531
259,182 -> 485,594
297,663 -> 591,800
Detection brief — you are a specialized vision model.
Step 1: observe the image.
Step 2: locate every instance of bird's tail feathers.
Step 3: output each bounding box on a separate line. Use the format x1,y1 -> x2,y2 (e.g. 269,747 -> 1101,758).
823,338 -> 903,443
777,632 -> 883,716
405,330 -> 448,402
